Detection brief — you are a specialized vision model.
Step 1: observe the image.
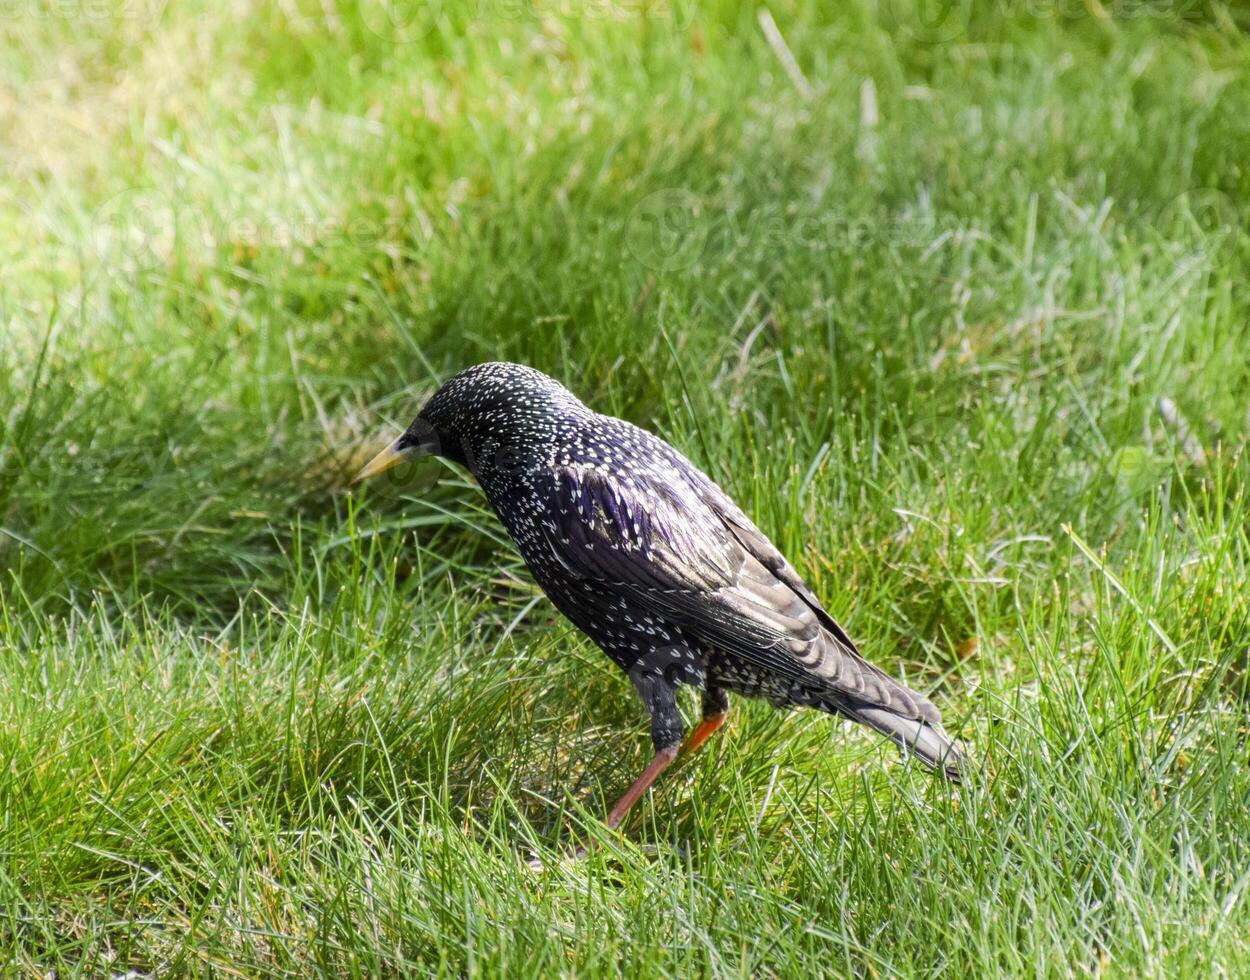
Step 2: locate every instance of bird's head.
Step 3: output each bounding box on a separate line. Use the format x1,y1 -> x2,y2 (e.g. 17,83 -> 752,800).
352,361 -> 583,484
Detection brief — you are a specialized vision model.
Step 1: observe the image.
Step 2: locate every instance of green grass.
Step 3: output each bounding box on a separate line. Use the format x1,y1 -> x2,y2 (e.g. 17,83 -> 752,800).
2,0 -> 1250,974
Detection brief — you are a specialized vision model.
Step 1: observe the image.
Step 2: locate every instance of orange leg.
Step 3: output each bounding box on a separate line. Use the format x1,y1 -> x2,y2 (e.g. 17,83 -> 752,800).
683,711 -> 727,755
569,748 -> 679,860
604,745 -> 678,830
567,705 -> 730,858
601,711 -> 728,834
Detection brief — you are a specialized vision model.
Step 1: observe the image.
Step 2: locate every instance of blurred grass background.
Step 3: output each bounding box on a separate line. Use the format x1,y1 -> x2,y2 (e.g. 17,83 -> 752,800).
2,0 -> 1250,974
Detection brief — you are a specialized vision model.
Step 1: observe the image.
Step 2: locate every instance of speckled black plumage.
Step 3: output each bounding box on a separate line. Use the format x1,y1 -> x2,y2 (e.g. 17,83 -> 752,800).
395,362 -> 960,779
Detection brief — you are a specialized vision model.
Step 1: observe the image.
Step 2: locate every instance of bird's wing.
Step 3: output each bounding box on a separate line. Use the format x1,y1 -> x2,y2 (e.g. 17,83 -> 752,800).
680,466 -> 866,654
535,460 -> 937,723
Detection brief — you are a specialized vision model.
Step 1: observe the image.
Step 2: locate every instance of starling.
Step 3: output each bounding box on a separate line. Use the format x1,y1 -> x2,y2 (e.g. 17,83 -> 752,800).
354,362 -> 961,831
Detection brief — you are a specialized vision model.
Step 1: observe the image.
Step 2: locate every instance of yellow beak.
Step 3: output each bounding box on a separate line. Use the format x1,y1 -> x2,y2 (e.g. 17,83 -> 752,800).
352,437 -> 408,485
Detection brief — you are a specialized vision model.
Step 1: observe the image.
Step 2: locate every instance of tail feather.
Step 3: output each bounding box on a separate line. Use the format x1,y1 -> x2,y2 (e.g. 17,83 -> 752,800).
842,702 -> 964,782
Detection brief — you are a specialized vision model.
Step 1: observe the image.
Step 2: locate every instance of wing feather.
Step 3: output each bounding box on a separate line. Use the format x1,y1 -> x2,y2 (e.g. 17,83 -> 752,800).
535,458 -> 939,724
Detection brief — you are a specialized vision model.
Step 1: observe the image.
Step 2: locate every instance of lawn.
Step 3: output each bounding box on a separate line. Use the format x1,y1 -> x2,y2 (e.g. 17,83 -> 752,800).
2,0 -> 1250,974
